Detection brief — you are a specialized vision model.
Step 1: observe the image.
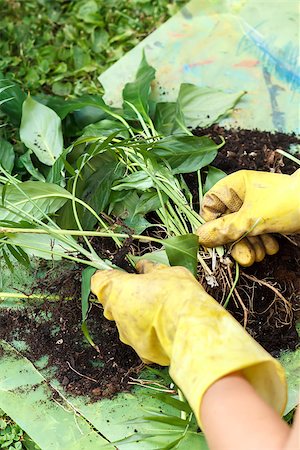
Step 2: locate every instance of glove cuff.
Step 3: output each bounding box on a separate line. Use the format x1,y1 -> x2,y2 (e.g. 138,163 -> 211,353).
168,301 -> 287,429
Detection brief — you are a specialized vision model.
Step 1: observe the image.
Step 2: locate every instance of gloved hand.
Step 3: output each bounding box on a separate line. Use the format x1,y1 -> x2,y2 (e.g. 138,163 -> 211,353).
91,260 -> 286,427
197,170 -> 300,266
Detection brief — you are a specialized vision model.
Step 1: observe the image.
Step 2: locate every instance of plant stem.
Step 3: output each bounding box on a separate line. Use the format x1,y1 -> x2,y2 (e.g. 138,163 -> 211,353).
124,101 -> 152,138
0,238 -> 112,270
197,252 -> 213,275
178,389 -> 187,421
0,292 -> 71,301
166,202 -> 188,235
72,157 -> 98,258
197,169 -> 203,209
0,227 -> 163,244
223,261 -> 240,309
275,149 -> 300,166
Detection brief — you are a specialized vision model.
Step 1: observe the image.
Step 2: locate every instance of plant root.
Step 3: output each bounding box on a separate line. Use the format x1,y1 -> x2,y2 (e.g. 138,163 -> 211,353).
128,377 -> 176,394
66,361 -> 98,383
228,265 -> 249,328
241,272 -> 293,326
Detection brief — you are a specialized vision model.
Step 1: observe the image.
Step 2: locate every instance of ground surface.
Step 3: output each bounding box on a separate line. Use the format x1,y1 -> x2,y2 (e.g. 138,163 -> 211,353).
1,127 -> 299,399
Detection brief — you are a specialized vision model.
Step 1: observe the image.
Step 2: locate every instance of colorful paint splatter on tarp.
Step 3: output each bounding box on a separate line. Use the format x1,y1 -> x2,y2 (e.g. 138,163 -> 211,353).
99,0 -> 300,133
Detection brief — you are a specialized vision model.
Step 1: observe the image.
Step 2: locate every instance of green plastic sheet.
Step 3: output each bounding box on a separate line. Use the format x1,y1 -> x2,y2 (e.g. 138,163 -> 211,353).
0,341 -> 113,450
0,262 -> 209,449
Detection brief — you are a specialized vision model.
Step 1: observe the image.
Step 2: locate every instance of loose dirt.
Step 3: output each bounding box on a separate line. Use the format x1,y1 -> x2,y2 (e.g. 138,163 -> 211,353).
1,126 -> 299,399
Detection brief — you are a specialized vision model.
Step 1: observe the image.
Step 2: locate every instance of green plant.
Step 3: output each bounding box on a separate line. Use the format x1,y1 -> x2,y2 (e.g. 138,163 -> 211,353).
0,0 -> 187,97
0,412 -> 24,450
0,411 -> 39,450
0,53 -> 246,310
111,368 -> 209,449
0,52 -> 242,245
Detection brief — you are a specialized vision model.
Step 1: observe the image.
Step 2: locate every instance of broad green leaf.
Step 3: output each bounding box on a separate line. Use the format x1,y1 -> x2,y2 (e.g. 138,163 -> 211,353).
110,189 -> 163,218
0,139 -> 15,173
7,233 -> 74,260
158,436 -> 184,450
46,95 -> 113,120
110,191 -> 152,233
6,244 -> 30,269
81,267 -> 97,322
0,181 -> 70,223
80,151 -> 124,229
111,191 -> 138,217
112,171 -> 153,191
124,214 -> 151,234
135,191 -> 167,215
0,76 -> 26,126
203,166 -> 227,194
0,341 -> 112,449
154,102 -> 189,136
131,250 -> 170,266
122,52 -> 156,121
176,432 -> 209,450
19,151 -> 46,181
152,135 -> 220,174
52,80 -> 72,96
20,96 -> 63,166
73,106 -> 108,129
82,119 -> 129,139
177,83 -> 246,128
164,234 -> 199,276
58,149 -> 123,230
153,102 -> 177,136
107,190 -> 130,215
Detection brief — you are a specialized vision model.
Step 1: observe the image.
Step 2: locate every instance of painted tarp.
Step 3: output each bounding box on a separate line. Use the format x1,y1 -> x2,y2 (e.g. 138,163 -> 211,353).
99,0 -> 300,133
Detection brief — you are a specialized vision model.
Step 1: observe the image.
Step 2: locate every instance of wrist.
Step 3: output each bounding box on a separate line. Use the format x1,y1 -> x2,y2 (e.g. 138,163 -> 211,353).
200,372 -> 290,450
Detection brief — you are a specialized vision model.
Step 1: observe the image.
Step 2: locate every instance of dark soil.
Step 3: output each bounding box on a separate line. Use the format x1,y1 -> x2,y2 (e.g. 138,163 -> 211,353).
194,125 -> 300,175
0,296 -> 141,400
1,126 -> 299,399
193,125 -> 300,356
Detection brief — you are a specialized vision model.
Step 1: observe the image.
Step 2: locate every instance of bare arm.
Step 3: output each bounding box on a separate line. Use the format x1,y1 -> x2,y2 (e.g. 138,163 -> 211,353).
201,373 -> 299,450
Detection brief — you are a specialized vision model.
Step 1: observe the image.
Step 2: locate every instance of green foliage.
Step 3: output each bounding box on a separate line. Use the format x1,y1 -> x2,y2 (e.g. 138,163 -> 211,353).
152,135 -> 222,174
203,166 -> 227,194
0,181 -> 70,223
122,51 -> 156,122
111,368 -> 208,449
164,234 -> 199,277
0,412 -> 27,450
68,149 -> 125,230
81,266 -> 98,348
0,0 -> 186,96
0,78 -> 26,125
20,96 -> 63,166
176,83 -> 246,128
0,50 -> 242,277
0,139 -> 15,173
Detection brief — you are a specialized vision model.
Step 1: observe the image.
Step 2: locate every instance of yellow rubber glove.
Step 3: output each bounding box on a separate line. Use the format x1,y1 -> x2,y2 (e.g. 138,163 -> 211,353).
91,260 -> 286,428
197,170 -> 300,266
